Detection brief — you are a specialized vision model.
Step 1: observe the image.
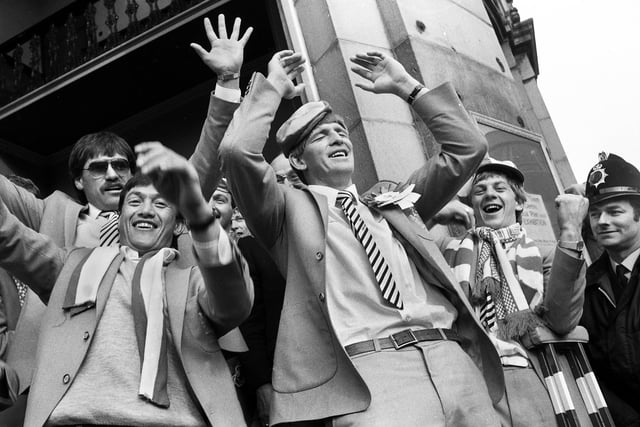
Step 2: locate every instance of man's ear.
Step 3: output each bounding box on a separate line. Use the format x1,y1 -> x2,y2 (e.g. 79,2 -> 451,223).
74,176 -> 84,192
516,201 -> 524,214
173,218 -> 187,236
289,154 -> 307,172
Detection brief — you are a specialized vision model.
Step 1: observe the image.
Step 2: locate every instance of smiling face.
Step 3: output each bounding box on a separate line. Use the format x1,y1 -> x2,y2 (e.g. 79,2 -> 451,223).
289,122 -> 354,189
74,153 -> 132,211
589,198 -> 640,261
471,173 -> 523,230
119,184 -> 178,254
209,187 -> 233,231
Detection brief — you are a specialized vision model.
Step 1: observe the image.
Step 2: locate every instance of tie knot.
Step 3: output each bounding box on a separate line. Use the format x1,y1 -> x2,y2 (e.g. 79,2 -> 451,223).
616,264 -> 629,277
336,190 -> 354,206
99,210 -> 118,219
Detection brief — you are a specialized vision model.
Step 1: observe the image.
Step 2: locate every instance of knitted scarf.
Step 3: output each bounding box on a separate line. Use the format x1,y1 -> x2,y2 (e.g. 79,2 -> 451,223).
63,246 -> 177,407
444,223 -> 545,340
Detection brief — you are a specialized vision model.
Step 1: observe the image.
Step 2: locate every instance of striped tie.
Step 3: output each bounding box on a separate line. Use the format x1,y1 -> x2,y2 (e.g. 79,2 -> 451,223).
336,191 -> 403,310
99,211 -> 120,247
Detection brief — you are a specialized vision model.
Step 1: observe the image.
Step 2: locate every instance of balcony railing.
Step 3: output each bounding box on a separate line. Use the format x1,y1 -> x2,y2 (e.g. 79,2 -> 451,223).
0,0 -> 221,113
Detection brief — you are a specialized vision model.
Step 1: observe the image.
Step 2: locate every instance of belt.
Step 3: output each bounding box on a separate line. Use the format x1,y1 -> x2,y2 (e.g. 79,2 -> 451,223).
345,328 -> 461,357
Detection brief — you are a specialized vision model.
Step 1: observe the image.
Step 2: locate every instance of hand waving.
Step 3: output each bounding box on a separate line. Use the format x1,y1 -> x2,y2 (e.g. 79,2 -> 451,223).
267,50 -> 306,99
350,51 -> 421,99
190,14 -> 253,76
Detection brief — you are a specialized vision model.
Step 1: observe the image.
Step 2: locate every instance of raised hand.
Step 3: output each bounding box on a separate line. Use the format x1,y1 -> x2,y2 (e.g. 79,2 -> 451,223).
555,193 -> 589,241
267,50 -> 306,99
135,142 -> 210,225
350,51 -> 422,99
190,14 -> 253,77
432,199 -> 476,229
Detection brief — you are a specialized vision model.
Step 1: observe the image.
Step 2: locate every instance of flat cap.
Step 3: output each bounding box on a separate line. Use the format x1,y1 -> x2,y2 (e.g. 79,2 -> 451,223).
276,101 -> 344,156
586,153 -> 640,204
476,157 -> 525,184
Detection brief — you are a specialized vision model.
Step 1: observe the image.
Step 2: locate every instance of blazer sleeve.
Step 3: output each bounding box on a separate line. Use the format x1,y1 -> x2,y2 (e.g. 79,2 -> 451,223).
237,238 -> 273,391
539,247 -> 585,335
189,93 -> 241,201
196,240 -> 254,337
0,198 -> 64,304
0,174 -> 44,232
405,83 -> 488,222
219,73 -> 287,249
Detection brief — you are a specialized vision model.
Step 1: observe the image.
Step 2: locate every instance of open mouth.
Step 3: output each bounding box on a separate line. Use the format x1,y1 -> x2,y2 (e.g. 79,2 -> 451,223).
329,150 -> 348,159
133,220 -> 157,230
483,203 -> 502,213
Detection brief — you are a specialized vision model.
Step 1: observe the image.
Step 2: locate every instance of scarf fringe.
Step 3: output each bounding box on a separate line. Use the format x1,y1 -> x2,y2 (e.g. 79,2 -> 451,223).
497,309 -> 544,341
471,277 -> 501,305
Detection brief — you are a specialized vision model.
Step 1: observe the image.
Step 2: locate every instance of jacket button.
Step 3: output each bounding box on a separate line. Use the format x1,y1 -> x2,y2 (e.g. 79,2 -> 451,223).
62,374 -> 70,384
315,251 -> 324,261
319,293 -> 325,302
83,331 -> 90,341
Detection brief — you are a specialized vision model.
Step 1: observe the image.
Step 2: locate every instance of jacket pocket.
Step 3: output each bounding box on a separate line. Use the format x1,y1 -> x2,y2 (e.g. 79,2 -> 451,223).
184,295 -> 221,353
272,298 -> 337,392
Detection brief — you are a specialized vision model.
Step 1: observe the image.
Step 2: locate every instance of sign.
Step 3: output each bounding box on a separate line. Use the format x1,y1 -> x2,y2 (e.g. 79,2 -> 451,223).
522,193 -> 556,256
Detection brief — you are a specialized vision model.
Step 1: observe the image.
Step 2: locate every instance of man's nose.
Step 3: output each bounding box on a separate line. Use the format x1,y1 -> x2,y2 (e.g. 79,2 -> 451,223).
139,199 -> 155,215
597,212 -> 609,225
104,163 -> 119,179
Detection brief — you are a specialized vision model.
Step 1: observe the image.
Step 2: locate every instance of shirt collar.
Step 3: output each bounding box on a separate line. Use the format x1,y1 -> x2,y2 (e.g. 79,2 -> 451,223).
308,184 -> 359,206
610,247 -> 640,274
87,203 -> 101,219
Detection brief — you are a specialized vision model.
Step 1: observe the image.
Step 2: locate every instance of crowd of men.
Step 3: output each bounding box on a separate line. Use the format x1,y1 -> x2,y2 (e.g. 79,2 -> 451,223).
0,13 -> 637,427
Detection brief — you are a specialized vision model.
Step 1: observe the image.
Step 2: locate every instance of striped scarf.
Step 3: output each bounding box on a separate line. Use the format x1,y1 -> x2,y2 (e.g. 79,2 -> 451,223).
444,223 -> 545,340
63,246 -> 177,407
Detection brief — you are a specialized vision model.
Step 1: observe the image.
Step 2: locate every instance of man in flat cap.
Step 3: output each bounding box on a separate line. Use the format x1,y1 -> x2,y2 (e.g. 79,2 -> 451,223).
581,153 -> 640,426
220,49 -> 502,426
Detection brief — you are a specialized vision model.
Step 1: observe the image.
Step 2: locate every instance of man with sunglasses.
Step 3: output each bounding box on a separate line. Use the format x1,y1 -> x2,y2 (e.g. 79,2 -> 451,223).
0,12 -> 253,417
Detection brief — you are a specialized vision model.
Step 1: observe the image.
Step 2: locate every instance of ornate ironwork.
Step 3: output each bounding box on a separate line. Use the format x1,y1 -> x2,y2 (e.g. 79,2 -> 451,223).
0,0 -> 210,107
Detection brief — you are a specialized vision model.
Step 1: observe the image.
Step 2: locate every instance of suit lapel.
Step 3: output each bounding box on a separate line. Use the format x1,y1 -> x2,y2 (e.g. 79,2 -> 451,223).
65,203 -> 84,246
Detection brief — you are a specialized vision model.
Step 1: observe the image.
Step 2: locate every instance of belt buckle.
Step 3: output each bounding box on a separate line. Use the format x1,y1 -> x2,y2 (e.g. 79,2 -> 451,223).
390,329 -> 418,349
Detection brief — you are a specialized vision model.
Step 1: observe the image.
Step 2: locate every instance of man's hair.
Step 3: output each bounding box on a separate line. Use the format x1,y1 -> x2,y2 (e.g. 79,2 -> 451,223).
69,131 -> 135,178
288,138 -> 310,185
472,170 -> 528,223
7,175 -> 41,198
214,178 -> 235,208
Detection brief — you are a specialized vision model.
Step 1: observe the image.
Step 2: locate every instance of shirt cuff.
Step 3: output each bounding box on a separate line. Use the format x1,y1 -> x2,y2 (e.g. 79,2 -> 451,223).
214,84 -> 242,103
192,222 -> 233,266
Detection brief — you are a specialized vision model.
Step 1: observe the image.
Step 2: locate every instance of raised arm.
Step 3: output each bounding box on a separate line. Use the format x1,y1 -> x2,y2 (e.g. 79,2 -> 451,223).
349,51 -> 488,221
219,50 -> 305,249
0,197 -> 64,304
0,174 -> 45,231
137,142 -> 253,334
188,14 -> 253,200
541,193 -> 589,334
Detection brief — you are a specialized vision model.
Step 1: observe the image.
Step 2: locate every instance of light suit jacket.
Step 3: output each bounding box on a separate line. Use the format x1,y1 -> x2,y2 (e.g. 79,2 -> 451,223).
0,197 -> 252,427
220,73 -> 504,424
0,94 -> 240,396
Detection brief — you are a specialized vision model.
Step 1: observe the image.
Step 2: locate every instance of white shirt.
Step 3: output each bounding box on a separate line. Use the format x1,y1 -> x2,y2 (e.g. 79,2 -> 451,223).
308,184 -> 457,346
610,247 -> 640,280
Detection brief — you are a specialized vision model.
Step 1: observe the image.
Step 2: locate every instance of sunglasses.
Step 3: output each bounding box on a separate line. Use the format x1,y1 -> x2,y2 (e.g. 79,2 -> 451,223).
83,159 -> 131,178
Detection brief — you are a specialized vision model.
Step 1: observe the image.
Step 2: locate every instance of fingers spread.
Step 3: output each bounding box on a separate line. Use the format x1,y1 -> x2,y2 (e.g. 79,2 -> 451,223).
189,43 -> 207,58
203,17 -> 217,42
217,14 -> 228,39
350,66 -> 371,81
230,17 -> 241,40
239,26 -> 253,45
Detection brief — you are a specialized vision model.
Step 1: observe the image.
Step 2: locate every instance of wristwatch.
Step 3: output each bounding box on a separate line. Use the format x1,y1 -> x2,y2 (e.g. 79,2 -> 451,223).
557,240 -> 584,252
